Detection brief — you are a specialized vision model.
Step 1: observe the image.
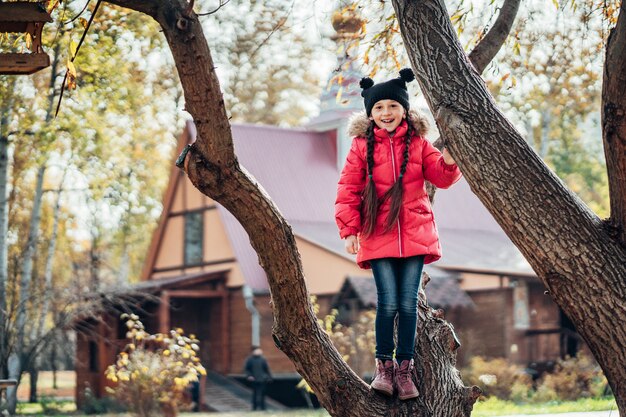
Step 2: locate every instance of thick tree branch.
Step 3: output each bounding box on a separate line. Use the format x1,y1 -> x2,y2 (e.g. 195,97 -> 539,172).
392,0 -> 626,412
430,0 -> 520,200
468,0 -> 521,74
602,0 -> 626,244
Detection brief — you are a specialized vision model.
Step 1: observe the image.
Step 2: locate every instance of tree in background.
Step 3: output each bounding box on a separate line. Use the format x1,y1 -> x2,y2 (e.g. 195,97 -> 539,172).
0,3 -> 177,412
202,0 -> 323,126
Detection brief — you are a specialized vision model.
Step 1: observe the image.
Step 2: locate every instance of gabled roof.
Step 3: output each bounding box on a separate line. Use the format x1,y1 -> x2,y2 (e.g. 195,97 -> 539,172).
133,269 -> 228,293
0,2 -> 52,22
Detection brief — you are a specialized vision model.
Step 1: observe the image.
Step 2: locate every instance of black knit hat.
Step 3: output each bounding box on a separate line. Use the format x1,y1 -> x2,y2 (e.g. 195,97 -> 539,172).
360,68 -> 415,116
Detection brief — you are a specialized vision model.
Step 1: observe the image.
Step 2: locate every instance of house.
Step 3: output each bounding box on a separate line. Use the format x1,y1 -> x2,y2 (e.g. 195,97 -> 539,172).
74,7 -> 585,410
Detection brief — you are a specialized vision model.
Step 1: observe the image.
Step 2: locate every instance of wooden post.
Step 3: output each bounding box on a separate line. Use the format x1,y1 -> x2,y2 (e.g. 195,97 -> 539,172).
221,290 -> 230,374
159,291 -> 170,335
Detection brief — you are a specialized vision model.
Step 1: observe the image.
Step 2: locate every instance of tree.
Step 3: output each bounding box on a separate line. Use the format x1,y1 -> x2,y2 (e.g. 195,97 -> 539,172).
0,4 -> 177,412
202,0 -> 323,126
391,0 -> 626,413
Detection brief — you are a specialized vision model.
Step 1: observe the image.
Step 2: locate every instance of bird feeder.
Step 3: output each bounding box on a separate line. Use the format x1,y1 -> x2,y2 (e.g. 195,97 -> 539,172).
0,2 -> 52,75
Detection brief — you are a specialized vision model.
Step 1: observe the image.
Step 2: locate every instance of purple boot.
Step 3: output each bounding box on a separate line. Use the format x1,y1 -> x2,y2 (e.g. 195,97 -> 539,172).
370,359 -> 395,396
396,359 -> 419,400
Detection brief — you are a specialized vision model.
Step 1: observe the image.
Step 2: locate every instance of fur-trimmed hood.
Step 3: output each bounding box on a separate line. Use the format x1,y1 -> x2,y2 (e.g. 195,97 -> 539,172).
347,109 -> 430,138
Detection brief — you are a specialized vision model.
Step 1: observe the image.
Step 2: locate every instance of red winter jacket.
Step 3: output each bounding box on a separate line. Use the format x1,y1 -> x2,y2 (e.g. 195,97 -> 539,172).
335,111 -> 462,269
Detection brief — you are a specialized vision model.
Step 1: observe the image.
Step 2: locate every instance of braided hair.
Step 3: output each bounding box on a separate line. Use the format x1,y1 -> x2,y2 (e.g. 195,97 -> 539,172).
361,118 -> 415,237
361,121 -> 378,237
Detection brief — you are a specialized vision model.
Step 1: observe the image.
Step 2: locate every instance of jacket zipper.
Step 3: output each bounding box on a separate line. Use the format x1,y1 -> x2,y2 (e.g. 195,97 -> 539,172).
388,133 -> 403,257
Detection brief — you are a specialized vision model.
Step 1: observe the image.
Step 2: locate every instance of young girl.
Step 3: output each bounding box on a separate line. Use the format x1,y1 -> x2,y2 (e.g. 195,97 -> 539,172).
335,68 -> 461,400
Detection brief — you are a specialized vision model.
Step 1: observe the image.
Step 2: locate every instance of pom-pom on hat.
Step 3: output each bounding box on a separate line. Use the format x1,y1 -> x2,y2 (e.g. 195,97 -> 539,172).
360,68 -> 415,116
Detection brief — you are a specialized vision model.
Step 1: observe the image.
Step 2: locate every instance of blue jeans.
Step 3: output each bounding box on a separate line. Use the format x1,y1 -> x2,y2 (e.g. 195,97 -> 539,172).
370,256 -> 425,363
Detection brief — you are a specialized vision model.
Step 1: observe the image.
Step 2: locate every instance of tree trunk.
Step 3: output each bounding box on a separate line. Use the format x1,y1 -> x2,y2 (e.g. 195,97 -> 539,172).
34,169 -> 67,342
392,0 -> 626,412
0,79 -> 16,379
29,364 -> 38,403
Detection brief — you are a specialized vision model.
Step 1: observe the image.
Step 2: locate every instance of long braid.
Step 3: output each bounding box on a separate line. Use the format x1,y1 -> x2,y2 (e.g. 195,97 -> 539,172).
361,121 -> 379,237
383,122 -> 414,232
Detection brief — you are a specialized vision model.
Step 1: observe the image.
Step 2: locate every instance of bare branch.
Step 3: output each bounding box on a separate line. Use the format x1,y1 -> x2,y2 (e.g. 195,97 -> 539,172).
197,0 -> 230,17
468,0 -> 522,74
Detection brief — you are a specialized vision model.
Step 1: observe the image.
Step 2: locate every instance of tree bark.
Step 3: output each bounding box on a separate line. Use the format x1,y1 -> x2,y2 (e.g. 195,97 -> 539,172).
0,78 -> 16,380
602,0 -> 626,243
392,0 -> 626,412
28,364 -> 38,403
16,164 -> 46,352
34,168 -> 67,343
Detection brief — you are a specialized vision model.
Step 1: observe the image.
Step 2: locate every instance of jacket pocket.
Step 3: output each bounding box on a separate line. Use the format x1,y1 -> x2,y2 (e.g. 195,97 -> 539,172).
408,204 -> 433,223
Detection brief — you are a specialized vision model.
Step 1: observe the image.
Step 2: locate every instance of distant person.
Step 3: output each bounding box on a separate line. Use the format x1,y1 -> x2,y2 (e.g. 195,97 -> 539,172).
244,346 -> 273,411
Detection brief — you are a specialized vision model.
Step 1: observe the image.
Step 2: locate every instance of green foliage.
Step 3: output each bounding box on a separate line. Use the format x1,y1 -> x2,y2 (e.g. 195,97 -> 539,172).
105,314 -> 206,417
461,356 -> 533,400
533,352 -> 608,401
462,353 -> 609,403
472,396 -> 617,416
81,387 -> 126,415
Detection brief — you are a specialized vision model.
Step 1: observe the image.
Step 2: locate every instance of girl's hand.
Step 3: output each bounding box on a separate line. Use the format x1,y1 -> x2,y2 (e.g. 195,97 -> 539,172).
344,235 -> 359,255
442,147 -> 456,165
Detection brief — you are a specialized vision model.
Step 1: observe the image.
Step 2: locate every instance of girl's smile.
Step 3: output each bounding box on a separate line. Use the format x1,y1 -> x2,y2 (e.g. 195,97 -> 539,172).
370,99 -> 406,132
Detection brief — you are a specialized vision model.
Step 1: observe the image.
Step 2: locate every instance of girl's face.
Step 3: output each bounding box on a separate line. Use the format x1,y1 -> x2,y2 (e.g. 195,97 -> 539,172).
370,99 -> 406,132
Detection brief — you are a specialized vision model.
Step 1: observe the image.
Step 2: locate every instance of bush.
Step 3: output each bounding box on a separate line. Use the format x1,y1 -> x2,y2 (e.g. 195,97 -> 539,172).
105,314 -> 206,417
532,352 -> 608,402
462,357 -> 532,400
82,386 -> 126,414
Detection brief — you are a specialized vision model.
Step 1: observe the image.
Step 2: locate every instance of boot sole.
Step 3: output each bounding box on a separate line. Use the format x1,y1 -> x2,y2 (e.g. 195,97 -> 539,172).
398,391 -> 419,400
371,385 -> 394,397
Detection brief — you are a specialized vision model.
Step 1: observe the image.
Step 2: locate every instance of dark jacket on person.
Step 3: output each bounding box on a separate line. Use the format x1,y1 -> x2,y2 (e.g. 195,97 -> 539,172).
245,354 -> 272,382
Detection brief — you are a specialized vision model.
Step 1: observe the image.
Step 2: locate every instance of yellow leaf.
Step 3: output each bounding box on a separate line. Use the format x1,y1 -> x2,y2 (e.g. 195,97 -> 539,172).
47,0 -> 59,13
70,40 -> 78,59
78,17 -> 88,29
551,0 -> 559,8
67,59 -> 76,77
25,33 -> 32,50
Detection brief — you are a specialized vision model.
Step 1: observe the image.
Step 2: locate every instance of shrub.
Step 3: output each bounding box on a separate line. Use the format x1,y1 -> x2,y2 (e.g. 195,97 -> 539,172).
82,386 -> 126,414
532,352 -> 608,402
105,314 -> 206,417
461,357 -> 532,400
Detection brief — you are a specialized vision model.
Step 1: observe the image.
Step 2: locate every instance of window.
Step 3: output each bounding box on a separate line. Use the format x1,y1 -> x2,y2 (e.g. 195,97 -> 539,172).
89,341 -> 98,372
184,211 -> 204,265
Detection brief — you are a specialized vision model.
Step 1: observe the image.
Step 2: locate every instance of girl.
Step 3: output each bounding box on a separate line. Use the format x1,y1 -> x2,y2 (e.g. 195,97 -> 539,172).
335,68 -> 461,400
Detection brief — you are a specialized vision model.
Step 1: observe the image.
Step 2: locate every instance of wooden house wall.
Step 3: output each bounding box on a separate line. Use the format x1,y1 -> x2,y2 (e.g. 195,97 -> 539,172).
145,169 -> 245,287
297,237 -> 366,296
75,315 -> 124,409
455,289 -> 513,360
227,290 -> 336,376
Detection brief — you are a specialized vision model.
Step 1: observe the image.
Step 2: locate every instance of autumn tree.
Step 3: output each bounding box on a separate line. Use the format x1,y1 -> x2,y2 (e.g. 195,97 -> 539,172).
0,3 -> 177,413
202,0 -> 323,126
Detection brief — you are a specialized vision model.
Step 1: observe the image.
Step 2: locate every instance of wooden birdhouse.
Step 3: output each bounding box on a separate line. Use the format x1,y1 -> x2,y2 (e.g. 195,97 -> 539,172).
0,2 -> 52,75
